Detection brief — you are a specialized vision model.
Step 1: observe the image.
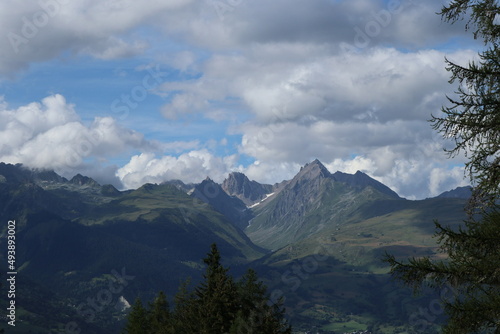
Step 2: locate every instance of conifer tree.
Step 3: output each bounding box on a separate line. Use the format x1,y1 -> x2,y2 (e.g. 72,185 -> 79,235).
172,278 -> 197,334
148,291 -> 172,334
193,243 -> 239,334
432,0 -> 500,207
122,298 -> 150,334
386,1 -> 500,333
231,268 -> 292,334
121,244 -> 293,333
386,209 -> 500,333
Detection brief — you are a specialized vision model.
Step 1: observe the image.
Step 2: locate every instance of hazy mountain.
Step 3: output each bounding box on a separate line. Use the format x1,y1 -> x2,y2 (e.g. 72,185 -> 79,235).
69,173 -> 100,187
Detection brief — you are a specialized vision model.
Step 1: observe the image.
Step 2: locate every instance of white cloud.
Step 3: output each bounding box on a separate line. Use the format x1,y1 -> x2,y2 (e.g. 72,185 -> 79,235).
0,95 -> 142,167
152,43 -> 474,198
326,156 -> 469,199
243,160 -> 302,185
429,166 -> 469,197
0,0 -> 478,199
160,46 -> 475,123
0,94 -> 195,186
117,150 -> 239,189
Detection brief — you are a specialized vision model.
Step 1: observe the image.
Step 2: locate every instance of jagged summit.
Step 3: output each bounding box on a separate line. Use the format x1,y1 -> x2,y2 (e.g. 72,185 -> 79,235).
222,172 -> 273,206
192,177 -> 253,229
70,173 -> 100,187
0,162 -> 61,184
296,159 -> 331,180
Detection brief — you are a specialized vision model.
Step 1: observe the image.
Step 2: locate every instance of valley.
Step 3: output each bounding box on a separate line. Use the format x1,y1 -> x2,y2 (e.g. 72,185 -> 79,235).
0,160 -> 469,333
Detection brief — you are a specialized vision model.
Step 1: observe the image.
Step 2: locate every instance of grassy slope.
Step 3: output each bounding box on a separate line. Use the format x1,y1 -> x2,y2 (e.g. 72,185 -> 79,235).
1,182 -> 266,334
246,180 -> 399,250
78,183 -> 265,261
255,197 -> 467,332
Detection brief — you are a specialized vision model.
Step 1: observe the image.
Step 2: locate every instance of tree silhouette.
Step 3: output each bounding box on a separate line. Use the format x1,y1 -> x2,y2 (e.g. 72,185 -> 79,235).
122,243 -> 292,333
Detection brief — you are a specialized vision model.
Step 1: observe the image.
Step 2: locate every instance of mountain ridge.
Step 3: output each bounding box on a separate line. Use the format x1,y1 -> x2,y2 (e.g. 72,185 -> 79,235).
0,160 -> 470,333
244,160 -> 401,250
221,171 -> 274,206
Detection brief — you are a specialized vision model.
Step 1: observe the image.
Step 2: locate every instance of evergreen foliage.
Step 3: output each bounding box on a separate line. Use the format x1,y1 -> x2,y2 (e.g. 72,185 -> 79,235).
432,0 -> 500,207
148,291 -> 171,334
122,243 -> 291,334
122,298 -> 150,334
386,209 -> 500,333
387,1 -> 500,333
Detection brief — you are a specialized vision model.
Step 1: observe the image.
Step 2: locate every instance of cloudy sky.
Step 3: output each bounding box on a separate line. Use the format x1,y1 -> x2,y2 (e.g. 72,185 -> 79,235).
0,0 -> 481,199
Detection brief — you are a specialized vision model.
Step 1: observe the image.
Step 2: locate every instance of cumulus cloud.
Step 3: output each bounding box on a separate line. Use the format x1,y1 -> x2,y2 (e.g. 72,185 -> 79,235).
117,150 -> 240,189
0,94 -> 195,186
154,45 -> 473,198
0,0 -> 477,198
324,156 -> 469,199
235,118 -> 469,198
161,46 -> 475,122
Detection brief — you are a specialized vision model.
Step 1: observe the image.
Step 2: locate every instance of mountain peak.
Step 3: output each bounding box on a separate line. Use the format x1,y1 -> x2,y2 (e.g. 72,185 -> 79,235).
192,178 -> 253,229
69,174 -> 100,187
298,159 -> 331,179
222,172 -> 273,206
225,172 -> 246,184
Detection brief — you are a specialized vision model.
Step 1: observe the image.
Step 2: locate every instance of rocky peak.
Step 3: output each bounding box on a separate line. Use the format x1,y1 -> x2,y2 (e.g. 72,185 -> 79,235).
192,177 -> 253,230
69,174 -> 100,187
0,162 -> 33,184
163,179 -> 194,193
222,172 -> 273,206
195,177 -> 221,199
0,163 -> 68,186
33,170 -> 67,183
297,159 -> 331,181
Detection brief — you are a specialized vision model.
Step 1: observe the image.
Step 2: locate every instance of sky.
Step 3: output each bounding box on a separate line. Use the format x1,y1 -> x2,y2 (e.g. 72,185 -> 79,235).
0,0 -> 482,199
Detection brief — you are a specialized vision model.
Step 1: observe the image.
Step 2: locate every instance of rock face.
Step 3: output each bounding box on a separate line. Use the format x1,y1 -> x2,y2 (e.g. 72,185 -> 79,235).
222,172 -> 273,206
245,159 -> 403,250
192,177 -> 253,230
70,174 -> 100,187
273,159 -> 332,216
0,162 -> 60,184
162,179 -> 195,193
332,170 -> 400,199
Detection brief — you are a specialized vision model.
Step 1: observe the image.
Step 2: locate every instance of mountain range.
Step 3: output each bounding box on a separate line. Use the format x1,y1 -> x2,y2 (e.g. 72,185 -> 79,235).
0,160 -> 469,333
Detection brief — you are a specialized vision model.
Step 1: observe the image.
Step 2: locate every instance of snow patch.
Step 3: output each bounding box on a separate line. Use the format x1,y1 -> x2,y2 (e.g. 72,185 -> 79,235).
248,192 -> 275,208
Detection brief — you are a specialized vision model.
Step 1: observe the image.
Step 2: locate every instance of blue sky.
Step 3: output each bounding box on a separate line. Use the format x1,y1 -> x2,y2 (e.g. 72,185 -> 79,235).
0,0 -> 482,199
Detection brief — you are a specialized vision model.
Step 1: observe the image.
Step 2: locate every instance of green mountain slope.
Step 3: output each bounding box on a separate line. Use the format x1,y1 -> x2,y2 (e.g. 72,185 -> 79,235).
0,161 -> 472,333
253,197 -> 468,332
0,164 -> 265,333
246,160 -> 400,250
